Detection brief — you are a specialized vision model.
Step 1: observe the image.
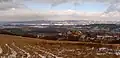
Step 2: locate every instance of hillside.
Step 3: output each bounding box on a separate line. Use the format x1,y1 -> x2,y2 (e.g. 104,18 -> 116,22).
0,34 -> 120,58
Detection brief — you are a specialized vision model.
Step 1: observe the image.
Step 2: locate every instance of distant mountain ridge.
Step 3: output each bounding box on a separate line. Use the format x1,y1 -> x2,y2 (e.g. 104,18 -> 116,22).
4,20 -> 120,25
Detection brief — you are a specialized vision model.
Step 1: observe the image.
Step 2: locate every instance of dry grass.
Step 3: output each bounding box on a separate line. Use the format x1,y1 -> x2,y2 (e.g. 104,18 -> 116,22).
0,34 -> 120,58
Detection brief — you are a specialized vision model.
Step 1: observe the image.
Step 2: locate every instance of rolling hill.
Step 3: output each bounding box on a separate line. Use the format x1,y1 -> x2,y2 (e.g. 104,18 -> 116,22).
0,34 -> 119,58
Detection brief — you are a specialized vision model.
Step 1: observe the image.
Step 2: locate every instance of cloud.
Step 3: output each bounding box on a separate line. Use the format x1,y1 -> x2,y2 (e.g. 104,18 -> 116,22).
0,9 -> 119,21
105,3 -> 120,13
0,0 -> 25,10
0,0 -> 119,12
26,0 -> 120,5
26,0 -> 120,13
0,3 -> 24,10
0,0 -> 119,21
0,9 -> 46,21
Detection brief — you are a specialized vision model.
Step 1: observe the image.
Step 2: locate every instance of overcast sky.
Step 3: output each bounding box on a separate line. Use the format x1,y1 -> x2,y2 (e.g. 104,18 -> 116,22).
0,0 -> 120,21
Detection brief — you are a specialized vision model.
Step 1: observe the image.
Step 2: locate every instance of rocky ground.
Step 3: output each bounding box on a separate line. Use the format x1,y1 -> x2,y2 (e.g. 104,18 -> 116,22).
0,34 -> 120,58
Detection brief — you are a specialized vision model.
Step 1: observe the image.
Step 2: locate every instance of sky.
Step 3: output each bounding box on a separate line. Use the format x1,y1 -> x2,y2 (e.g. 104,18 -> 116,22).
0,0 -> 120,21
25,2 -> 107,12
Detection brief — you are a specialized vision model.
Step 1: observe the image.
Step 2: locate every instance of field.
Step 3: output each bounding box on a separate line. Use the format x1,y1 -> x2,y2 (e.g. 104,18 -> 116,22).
0,34 -> 120,58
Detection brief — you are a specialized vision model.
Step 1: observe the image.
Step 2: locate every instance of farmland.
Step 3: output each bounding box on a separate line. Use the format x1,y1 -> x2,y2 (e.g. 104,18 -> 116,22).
0,34 -> 119,58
